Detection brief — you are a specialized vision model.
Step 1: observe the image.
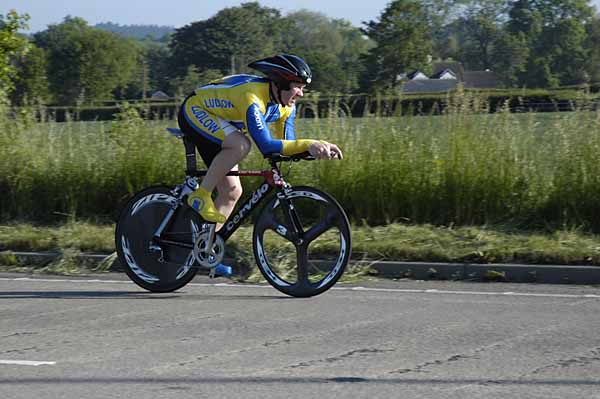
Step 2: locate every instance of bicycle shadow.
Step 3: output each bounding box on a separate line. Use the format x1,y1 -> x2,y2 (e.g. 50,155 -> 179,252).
0,291 -> 168,299
0,291 -> 291,300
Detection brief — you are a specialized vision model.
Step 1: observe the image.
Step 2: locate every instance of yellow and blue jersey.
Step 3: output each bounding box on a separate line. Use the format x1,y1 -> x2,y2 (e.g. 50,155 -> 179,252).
181,74 -> 314,156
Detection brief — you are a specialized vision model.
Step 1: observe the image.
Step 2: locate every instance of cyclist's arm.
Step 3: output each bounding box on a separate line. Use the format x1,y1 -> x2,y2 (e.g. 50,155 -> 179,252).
245,103 -> 314,156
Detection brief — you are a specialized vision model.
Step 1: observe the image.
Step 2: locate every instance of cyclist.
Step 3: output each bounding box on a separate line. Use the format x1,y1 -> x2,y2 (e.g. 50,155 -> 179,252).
178,54 -> 343,227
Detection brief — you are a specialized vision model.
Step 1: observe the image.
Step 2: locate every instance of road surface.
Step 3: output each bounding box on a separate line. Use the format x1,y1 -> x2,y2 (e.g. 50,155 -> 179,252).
1,273 -> 600,398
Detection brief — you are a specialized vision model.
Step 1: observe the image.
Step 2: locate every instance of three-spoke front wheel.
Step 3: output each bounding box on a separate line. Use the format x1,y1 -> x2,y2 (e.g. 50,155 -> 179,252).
253,186 -> 352,297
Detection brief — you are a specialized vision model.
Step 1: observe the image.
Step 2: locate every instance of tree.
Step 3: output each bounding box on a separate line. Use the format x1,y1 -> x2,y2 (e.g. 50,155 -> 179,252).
425,0 -> 472,59
506,0 -> 593,87
171,65 -> 223,96
169,2 -> 282,78
169,5 -> 371,94
144,43 -> 173,94
34,17 -> 140,104
453,0 -> 509,70
282,11 -> 371,93
11,44 -> 49,105
584,14 -> 600,84
360,0 -> 433,91
282,10 -> 345,55
488,31 -> 529,87
335,19 -> 375,93
94,22 -> 174,40
0,10 -> 30,96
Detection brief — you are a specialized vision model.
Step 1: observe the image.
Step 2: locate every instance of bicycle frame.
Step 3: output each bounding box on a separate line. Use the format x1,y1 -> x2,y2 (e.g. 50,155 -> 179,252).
189,166 -> 287,241
151,162 -> 290,251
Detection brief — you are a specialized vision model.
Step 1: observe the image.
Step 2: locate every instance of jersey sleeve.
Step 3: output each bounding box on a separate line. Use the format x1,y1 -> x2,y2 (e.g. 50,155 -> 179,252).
245,101 -> 313,156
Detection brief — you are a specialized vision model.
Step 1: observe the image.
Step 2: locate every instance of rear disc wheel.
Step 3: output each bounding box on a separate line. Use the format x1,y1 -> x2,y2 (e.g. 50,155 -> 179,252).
115,186 -> 203,292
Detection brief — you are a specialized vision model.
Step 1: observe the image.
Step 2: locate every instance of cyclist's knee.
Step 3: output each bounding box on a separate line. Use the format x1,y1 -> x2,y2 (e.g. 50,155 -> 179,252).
240,138 -> 251,157
223,132 -> 251,157
234,136 -> 251,158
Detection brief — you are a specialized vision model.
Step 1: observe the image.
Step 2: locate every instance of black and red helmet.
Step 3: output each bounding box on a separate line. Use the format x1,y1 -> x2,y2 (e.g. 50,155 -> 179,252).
248,54 -> 312,89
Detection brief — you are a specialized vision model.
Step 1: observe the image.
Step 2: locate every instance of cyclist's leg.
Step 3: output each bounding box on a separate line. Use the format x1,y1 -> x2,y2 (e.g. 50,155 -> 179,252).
178,103 -> 249,223
185,132 -> 247,225
214,167 -> 242,223
199,131 -> 250,190
202,134 -> 250,277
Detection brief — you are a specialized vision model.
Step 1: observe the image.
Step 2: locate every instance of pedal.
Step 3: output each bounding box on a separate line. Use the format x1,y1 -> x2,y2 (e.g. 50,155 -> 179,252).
148,243 -> 164,263
149,243 -> 162,252
208,265 -> 232,279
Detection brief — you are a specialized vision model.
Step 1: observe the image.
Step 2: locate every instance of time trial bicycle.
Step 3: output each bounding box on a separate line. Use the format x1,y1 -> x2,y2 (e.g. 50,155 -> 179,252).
115,127 -> 352,297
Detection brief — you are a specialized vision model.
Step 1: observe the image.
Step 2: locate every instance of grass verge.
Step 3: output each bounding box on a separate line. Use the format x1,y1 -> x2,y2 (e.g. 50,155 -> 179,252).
2,222 -> 600,278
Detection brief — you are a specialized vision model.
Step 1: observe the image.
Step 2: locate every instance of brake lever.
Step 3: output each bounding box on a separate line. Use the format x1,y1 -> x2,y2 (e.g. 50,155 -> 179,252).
294,153 -> 340,161
295,155 -> 315,162
269,152 -> 340,162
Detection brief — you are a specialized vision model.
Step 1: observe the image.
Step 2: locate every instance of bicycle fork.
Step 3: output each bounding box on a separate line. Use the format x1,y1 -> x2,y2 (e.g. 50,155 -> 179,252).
277,189 -> 305,246
276,189 -> 311,285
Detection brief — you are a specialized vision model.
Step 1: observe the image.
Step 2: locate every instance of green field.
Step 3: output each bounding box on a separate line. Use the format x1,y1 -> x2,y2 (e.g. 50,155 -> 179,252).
2,95 -> 600,230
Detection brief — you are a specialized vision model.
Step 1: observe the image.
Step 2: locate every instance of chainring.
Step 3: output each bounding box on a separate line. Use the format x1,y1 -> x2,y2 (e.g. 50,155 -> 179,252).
192,231 -> 225,268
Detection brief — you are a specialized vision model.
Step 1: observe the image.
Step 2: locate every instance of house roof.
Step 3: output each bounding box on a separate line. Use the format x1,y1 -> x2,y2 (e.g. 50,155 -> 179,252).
431,69 -> 457,79
151,90 -> 170,100
402,79 -> 458,94
399,61 -> 499,91
406,70 -> 428,80
463,71 -> 498,89
432,62 -> 465,81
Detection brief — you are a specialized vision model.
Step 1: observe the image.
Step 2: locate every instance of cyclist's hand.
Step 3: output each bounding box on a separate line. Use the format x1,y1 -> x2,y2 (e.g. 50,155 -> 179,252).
329,143 -> 343,160
309,141 -> 343,160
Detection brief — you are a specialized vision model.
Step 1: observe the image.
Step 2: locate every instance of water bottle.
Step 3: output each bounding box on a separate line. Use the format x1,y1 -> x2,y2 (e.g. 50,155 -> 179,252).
182,177 -> 199,197
186,177 -> 199,190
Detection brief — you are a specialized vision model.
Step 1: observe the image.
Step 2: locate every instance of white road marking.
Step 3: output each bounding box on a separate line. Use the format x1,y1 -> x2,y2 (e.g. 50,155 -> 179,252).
0,360 -> 55,366
1,277 -> 599,299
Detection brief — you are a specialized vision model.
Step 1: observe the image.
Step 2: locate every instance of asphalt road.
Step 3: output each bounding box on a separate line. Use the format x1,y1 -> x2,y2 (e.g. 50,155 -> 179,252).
1,273 -> 600,399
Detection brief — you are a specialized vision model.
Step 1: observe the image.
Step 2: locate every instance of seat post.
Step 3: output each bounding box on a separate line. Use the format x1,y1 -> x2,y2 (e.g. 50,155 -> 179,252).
183,136 -> 198,175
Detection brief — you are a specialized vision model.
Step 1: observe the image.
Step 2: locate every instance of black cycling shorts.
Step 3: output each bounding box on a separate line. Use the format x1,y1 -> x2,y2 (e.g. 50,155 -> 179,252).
177,106 -> 221,167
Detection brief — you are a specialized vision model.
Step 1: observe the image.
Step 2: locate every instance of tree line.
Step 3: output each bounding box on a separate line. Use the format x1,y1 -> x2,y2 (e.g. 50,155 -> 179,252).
2,0 -> 600,107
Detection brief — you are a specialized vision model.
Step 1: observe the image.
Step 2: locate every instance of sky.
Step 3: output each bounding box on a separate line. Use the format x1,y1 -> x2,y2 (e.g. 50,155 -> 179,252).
5,0 -> 600,33
4,0 -> 394,33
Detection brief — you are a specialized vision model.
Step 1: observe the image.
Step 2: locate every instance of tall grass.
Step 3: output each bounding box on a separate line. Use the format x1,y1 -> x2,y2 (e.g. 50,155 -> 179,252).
299,91 -> 600,229
0,103 -> 183,221
2,93 -> 600,229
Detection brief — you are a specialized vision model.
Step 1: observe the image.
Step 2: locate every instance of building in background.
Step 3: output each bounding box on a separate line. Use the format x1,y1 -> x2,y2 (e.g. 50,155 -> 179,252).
400,62 -> 498,94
